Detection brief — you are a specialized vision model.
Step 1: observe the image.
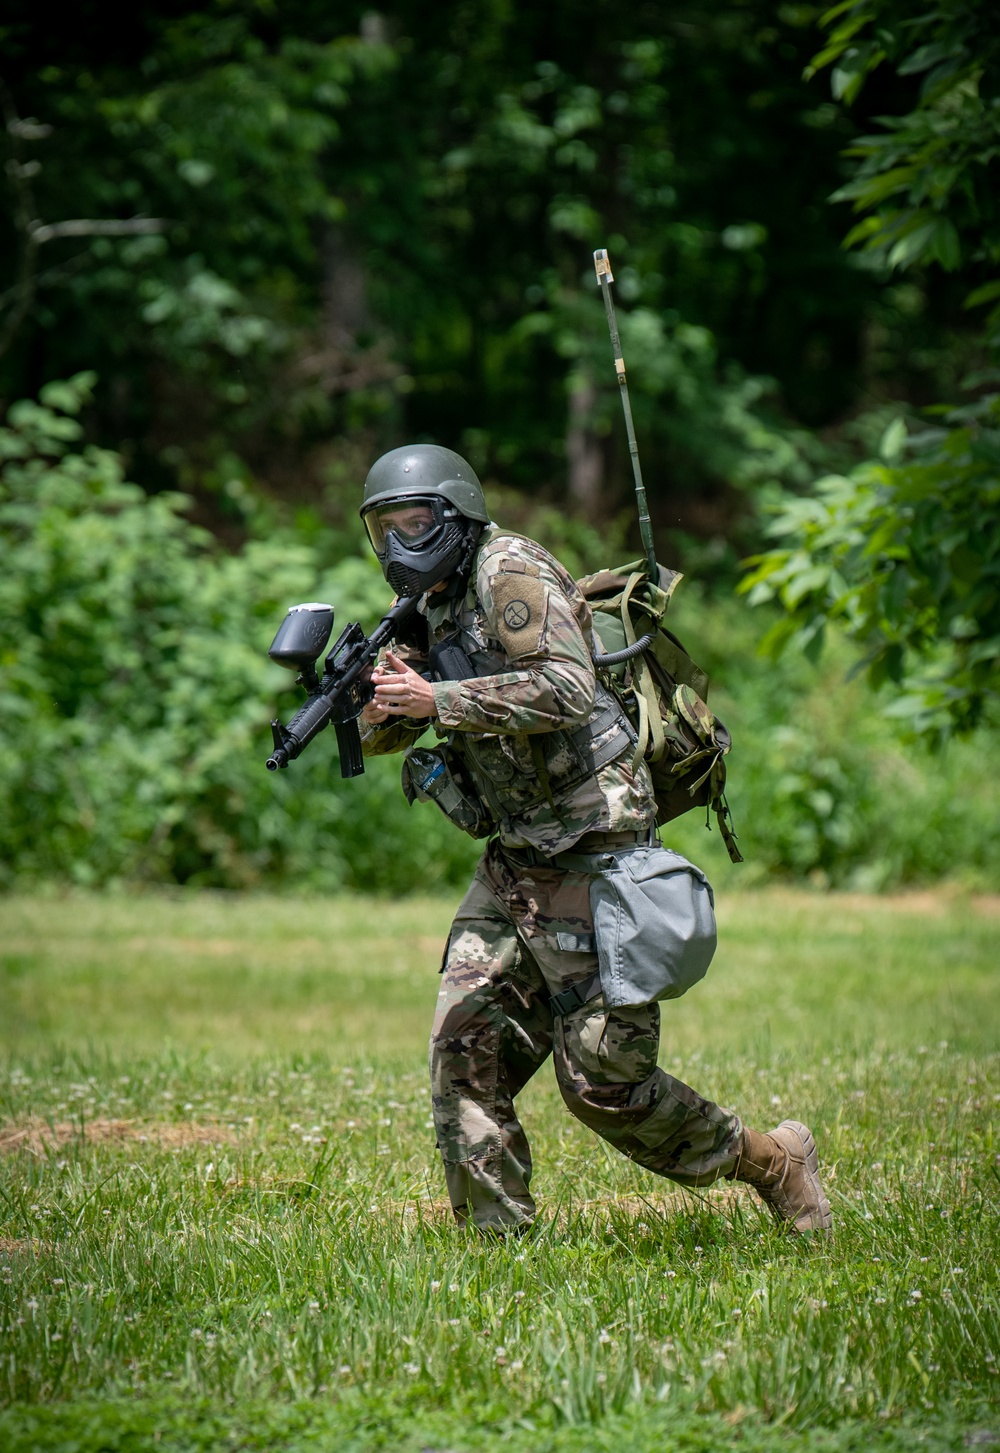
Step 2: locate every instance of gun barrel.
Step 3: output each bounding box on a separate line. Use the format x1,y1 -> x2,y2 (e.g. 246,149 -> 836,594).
267,692 -> 336,769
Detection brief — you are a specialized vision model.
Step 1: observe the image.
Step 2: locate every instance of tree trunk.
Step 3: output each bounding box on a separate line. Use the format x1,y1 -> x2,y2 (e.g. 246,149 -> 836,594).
323,229 -> 370,348
566,368 -> 603,518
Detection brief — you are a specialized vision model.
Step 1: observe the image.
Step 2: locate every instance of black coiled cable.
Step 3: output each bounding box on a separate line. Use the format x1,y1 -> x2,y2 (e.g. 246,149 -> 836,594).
591,631 -> 656,667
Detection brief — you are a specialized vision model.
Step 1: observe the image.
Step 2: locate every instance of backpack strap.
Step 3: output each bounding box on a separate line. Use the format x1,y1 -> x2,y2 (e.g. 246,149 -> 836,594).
713,784 -> 744,864
619,570 -> 666,770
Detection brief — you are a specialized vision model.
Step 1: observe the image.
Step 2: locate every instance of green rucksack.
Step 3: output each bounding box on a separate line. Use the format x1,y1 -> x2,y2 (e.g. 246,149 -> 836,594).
577,560 -> 743,863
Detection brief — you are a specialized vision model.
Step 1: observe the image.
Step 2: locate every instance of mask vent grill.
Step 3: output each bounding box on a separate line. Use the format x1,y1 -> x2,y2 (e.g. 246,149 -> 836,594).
386,560 -> 430,596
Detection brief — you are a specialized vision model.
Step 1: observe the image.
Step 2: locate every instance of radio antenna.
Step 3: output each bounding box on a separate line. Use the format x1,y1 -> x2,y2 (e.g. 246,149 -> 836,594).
593,247 -> 658,581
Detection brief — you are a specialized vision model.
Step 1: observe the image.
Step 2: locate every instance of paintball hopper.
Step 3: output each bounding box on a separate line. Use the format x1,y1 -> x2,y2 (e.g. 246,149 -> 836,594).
268,603 -> 334,680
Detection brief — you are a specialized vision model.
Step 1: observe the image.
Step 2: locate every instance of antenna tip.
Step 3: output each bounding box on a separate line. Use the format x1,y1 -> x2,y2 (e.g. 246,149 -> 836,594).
593,248 -> 614,284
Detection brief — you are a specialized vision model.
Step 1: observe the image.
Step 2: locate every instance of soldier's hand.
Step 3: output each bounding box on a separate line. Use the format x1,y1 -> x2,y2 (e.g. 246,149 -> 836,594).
372,651 -> 438,719
361,697 -> 391,725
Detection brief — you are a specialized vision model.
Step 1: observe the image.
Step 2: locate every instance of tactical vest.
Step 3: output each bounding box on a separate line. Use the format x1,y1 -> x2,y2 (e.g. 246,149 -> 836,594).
420,553 -> 639,836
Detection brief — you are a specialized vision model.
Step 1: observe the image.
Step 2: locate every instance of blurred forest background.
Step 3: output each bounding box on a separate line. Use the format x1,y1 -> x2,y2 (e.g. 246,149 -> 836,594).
1,0 -> 998,895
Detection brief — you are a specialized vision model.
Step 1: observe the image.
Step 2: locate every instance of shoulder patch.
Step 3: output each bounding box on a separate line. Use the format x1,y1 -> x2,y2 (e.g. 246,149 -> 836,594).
491,572 -> 548,659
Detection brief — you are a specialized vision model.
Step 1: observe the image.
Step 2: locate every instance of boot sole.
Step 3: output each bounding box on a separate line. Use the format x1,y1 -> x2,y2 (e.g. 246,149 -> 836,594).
775,1119 -> 832,1233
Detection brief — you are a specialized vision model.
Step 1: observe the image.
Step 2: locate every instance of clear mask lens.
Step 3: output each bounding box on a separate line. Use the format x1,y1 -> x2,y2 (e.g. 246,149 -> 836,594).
363,497 -> 445,555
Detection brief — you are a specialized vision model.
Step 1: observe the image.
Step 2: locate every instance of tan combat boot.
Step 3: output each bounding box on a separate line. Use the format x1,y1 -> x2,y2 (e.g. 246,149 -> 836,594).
733,1120 -> 832,1233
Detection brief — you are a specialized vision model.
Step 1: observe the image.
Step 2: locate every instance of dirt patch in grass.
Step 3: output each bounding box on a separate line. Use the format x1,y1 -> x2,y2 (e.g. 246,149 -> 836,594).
0,1236 -> 48,1256
0,1118 -> 238,1156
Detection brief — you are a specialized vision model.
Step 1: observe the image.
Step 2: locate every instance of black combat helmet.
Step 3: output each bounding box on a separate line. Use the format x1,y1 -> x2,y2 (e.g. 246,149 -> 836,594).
360,444 -> 489,597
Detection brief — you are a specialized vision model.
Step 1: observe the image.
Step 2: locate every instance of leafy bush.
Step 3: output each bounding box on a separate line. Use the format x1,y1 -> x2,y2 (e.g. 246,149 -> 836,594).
740,0 -> 1000,740
1,378 -> 996,894
741,394 -> 1000,740
664,588 -> 1000,890
0,375 -> 478,893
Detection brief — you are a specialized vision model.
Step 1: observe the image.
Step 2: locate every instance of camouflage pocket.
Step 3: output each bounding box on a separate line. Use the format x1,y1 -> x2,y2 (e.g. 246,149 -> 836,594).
402,745 -> 493,838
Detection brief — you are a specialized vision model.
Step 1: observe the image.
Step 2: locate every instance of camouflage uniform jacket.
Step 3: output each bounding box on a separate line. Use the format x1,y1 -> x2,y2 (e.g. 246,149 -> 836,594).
361,526 -> 655,855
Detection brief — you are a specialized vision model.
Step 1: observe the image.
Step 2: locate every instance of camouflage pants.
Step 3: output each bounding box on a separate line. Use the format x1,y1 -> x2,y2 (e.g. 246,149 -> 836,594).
430,840 -> 743,1230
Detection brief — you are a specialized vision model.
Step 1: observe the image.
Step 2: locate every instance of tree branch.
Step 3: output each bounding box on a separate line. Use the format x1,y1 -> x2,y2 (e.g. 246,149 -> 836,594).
28,217 -> 168,244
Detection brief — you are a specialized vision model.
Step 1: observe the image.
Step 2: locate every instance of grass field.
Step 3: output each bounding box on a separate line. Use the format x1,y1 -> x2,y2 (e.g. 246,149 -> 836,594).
1,888 -> 998,1452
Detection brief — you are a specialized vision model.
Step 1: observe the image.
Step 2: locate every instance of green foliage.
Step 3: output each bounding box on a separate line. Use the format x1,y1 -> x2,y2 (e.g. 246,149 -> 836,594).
0,375 -> 478,892
2,1 -> 894,531
740,393 -> 1000,738
664,588 -> 1000,888
3,379 -> 997,892
811,2 -> 1000,304
516,289 -> 821,509
742,1 -> 1000,738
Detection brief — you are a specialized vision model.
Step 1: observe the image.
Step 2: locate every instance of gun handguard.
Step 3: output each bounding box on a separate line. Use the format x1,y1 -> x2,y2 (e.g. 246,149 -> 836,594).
266,594 -> 419,778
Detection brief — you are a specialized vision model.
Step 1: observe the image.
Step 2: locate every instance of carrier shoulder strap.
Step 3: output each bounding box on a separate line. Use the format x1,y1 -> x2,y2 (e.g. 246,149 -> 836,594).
618,570 -> 665,770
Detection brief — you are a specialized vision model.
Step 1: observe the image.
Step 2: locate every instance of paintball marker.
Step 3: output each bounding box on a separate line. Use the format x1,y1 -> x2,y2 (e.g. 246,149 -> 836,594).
265,594 -> 419,777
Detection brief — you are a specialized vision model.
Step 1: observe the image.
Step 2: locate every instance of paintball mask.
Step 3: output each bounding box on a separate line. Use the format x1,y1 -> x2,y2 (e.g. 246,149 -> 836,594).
362,494 -> 474,597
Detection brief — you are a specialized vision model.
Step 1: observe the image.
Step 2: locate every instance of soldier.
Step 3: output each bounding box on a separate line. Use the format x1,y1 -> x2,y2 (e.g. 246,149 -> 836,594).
359,443 -> 831,1236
